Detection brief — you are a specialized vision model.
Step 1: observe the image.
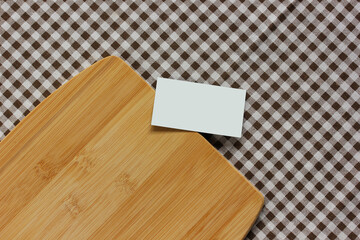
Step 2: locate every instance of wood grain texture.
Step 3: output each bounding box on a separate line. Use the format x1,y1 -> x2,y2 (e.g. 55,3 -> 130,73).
0,56 -> 263,239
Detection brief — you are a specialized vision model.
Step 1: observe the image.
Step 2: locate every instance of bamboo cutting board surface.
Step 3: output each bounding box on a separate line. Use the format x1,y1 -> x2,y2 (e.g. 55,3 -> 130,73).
0,56 -> 263,239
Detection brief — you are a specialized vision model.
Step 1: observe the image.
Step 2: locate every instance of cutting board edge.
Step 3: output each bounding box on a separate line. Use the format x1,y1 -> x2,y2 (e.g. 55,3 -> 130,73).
241,197 -> 264,239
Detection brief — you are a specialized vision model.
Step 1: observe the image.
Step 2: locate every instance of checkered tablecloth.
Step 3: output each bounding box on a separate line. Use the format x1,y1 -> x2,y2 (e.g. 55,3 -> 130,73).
1,1 -> 359,239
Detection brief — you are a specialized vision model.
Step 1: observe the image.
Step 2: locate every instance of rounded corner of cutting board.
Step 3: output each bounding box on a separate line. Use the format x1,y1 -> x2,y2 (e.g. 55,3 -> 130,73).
199,134 -> 264,205
252,190 -> 265,222
98,56 -> 133,71
100,55 -> 125,64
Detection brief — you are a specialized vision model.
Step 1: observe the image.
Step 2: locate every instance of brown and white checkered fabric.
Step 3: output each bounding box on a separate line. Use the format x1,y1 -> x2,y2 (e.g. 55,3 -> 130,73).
1,1 -> 359,239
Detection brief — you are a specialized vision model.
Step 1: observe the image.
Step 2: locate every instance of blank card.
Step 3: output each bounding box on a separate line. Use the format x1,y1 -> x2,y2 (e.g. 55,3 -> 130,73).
151,78 -> 246,138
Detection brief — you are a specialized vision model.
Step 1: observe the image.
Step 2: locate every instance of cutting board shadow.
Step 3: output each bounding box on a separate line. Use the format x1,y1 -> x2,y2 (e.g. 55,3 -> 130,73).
0,56 -> 263,239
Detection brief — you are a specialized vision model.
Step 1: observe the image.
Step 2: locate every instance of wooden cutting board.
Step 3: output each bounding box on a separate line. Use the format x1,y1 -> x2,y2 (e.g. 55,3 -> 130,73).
0,56 -> 263,239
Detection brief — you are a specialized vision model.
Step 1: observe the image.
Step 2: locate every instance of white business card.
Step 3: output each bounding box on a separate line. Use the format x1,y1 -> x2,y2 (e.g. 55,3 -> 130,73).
151,78 -> 246,138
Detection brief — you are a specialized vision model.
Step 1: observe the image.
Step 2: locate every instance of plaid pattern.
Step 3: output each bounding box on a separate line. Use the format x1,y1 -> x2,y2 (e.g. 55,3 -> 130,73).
1,1 -> 360,239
